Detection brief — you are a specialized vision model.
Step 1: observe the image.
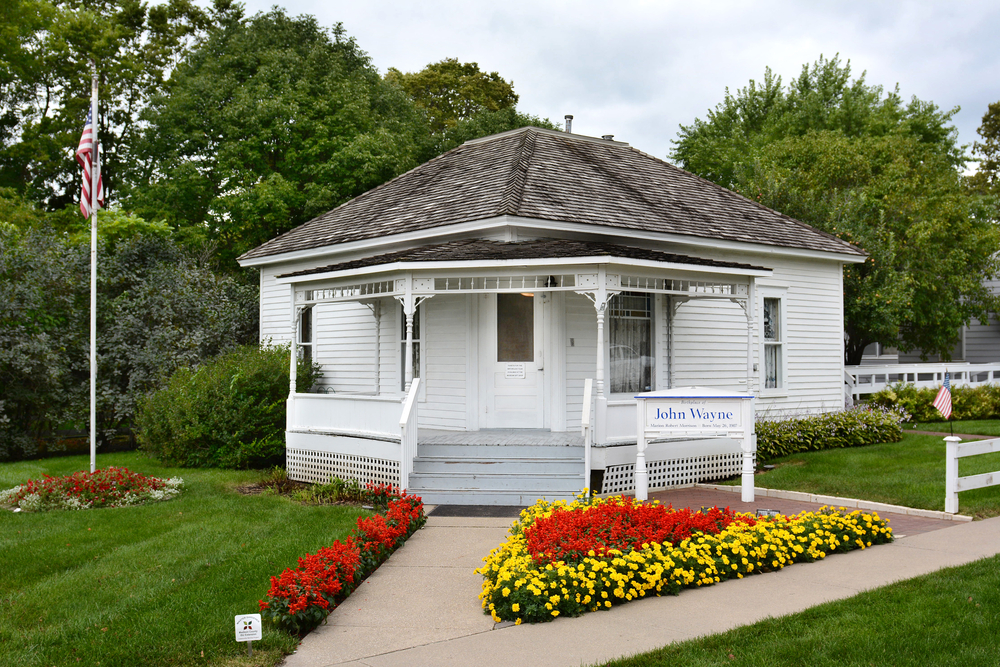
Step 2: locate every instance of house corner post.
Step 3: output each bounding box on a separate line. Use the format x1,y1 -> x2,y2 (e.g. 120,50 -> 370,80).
746,278 -> 756,394
595,300 -> 608,445
288,289 -> 300,432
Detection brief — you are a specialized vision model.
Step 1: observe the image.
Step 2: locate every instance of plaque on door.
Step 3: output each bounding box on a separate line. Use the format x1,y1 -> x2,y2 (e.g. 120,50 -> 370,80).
505,363 -> 526,379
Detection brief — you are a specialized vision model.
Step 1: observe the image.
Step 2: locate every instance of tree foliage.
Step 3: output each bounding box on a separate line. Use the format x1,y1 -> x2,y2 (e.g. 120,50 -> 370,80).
123,9 -> 430,266
969,101 -> 1000,195
0,0 -> 219,209
386,58 -> 518,134
672,55 -> 1000,364
0,210 -> 257,460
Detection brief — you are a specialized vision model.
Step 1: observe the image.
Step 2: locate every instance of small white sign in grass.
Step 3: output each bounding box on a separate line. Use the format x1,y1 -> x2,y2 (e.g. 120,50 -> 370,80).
235,613 -> 262,656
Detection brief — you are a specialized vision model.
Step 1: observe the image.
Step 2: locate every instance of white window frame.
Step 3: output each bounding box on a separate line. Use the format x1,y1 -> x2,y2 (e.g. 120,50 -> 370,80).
298,305 -> 314,364
758,288 -> 787,397
606,291 -> 656,397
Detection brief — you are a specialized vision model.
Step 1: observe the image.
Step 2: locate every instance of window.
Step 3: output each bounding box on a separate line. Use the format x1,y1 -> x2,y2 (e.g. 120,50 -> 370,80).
400,304 -> 421,390
497,293 -> 534,362
608,292 -> 654,393
298,306 -> 313,364
763,297 -> 781,389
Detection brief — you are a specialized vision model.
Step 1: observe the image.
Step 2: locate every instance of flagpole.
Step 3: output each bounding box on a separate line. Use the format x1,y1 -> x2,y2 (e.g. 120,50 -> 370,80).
89,62 -> 98,474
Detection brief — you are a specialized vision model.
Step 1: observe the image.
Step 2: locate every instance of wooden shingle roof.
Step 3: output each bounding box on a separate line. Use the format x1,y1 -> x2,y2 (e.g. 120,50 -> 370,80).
240,128 -> 864,262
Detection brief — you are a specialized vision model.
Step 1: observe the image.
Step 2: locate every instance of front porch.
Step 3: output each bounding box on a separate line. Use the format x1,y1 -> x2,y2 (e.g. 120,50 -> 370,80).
279,239 -> 769,504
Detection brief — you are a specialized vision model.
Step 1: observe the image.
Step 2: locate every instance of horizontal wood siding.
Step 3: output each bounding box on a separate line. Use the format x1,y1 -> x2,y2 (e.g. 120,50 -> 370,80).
565,292 -> 597,428
313,301 -> 377,394
761,257 -> 845,415
422,296 -> 468,430
672,299 -> 747,390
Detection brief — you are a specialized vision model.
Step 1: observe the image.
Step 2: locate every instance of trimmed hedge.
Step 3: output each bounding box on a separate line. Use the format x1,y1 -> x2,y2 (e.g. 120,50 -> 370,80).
135,344 -> 319,468
866,382 -> 1000,423
755,406 -> 906,462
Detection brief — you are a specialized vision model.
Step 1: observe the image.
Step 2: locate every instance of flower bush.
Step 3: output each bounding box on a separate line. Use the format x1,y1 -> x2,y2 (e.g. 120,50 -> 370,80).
755,405 -> 907,462
259,485 -> 425,635
478,494 -> 893,624
0,467 -> 183,511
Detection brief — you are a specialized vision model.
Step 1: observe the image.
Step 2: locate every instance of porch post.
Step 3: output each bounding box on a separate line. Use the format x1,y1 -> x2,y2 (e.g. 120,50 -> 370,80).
746,278 -> 756,394
402,274 -> 415,392
594,266 -> 610,444
288,287 -> 299,432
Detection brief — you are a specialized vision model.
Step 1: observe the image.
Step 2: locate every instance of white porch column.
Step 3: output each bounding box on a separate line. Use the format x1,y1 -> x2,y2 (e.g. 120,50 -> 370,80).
746,278 -> 756,394
288,286 -> 300,432
404,308 -> 415,392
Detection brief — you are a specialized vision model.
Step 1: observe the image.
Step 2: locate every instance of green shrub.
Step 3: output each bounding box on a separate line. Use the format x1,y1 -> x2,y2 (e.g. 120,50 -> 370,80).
755,406 -> 906,462
135,344 -> 319,468
867,382 -> 1000,422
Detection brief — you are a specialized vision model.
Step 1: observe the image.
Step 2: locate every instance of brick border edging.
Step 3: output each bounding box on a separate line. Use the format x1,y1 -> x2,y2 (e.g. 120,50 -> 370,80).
694,483 -> 974,522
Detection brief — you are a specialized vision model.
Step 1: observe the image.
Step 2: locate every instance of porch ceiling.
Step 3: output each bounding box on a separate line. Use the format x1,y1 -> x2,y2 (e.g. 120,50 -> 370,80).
277,239 -> 769,282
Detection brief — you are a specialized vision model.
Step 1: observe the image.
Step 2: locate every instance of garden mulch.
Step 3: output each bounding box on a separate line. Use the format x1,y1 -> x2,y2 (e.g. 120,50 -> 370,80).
280,489 -> 1000,667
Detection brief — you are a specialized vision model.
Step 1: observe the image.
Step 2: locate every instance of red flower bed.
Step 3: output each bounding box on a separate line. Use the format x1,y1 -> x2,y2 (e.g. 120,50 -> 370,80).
259,485 -> 425,634
0,467 -> 183,510
525,497 -> 754,564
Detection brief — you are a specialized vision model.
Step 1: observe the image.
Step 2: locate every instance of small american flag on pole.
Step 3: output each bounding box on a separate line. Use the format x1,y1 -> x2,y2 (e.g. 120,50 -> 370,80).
933,371 -> 952,420
75,109 -> 104,218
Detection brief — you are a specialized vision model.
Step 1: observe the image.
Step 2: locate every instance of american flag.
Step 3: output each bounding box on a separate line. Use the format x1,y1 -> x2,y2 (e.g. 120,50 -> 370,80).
75,109 -> 104,218
933,371 -> 952,420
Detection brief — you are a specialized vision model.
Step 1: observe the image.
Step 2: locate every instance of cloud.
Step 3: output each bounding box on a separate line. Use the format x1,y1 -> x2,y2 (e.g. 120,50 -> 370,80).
240,0 -> 1000,161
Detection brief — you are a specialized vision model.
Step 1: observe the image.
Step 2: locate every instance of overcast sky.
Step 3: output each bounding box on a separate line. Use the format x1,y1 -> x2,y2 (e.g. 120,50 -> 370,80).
239,0 -> 999,165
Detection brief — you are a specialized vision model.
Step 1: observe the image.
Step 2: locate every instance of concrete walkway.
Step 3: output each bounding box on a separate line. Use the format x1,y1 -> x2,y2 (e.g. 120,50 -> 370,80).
281,493 -> 1000,667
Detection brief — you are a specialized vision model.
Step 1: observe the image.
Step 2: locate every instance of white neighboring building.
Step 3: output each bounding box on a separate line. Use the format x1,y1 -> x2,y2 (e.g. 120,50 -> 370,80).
238,127 -> 865,504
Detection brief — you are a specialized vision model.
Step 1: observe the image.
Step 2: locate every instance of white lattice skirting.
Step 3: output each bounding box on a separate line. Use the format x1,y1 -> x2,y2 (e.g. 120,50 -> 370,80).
287,448 -> 401,487
601,452 -> 750,495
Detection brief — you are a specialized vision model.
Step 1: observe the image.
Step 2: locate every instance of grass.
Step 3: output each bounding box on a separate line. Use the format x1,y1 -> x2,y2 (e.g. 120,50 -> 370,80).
731,432 -> 1000,518
0,452 -> 369,667
596,553 -> 1000,667
904,419 -> 1000,437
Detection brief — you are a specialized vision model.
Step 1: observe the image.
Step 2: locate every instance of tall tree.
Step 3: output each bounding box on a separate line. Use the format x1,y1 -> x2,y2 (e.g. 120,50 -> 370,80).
672,55 -> 999,364
124,9 -> 429,266
386,58 -> 518,134
0,0 -> 218,209
969,101 -> 1000,194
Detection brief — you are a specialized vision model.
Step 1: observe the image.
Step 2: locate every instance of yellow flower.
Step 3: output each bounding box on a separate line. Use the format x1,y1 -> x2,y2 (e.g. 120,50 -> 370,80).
511,603 -> 520,612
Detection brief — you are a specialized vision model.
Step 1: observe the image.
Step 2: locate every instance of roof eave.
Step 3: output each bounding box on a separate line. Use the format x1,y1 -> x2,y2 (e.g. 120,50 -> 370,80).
275,255 -> 773,285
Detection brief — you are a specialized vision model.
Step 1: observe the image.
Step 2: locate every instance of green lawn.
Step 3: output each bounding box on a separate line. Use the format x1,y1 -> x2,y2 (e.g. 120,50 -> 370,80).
597,553 -> 1000,667
732,432 -> 1000,518
905,419 -> 1000,437
0,452 -> 367,667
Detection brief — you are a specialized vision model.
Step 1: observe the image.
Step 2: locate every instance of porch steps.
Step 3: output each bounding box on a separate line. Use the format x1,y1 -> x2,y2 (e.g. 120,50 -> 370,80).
407,444 -> 586,506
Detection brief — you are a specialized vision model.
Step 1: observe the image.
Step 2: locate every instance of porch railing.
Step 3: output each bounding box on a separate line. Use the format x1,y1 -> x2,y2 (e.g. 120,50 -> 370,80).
846,362 -> 1000,401
285,380 -> 421,489
399,378 -> 420,491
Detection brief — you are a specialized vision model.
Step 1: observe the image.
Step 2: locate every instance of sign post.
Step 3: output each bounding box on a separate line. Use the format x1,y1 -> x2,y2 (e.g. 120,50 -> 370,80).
635,387 -> 756,502
235,613 -> 262,657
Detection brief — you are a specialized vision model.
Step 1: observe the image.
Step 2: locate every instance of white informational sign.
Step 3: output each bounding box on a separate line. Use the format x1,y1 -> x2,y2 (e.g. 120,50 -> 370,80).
235,614 -> 262,643
505,363 -> 526,379
644,397 -> 744,432
634,387 -> 756,503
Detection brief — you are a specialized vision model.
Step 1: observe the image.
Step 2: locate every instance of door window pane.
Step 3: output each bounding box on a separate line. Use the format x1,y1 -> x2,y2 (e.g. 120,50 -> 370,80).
497,293 -> 533,362
609,292 -> 654,393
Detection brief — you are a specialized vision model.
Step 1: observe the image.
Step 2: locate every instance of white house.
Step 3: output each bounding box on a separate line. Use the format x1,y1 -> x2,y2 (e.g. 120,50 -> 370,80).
238,127 -> 866,504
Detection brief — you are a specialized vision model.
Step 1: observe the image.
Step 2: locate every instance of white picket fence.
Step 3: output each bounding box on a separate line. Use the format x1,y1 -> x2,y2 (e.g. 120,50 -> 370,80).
945,435 -> 1000,514
846,362 -> 1000,402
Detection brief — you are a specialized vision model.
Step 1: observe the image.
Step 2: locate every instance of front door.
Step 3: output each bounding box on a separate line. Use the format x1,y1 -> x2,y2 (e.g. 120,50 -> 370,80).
480,293 -> 544,428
